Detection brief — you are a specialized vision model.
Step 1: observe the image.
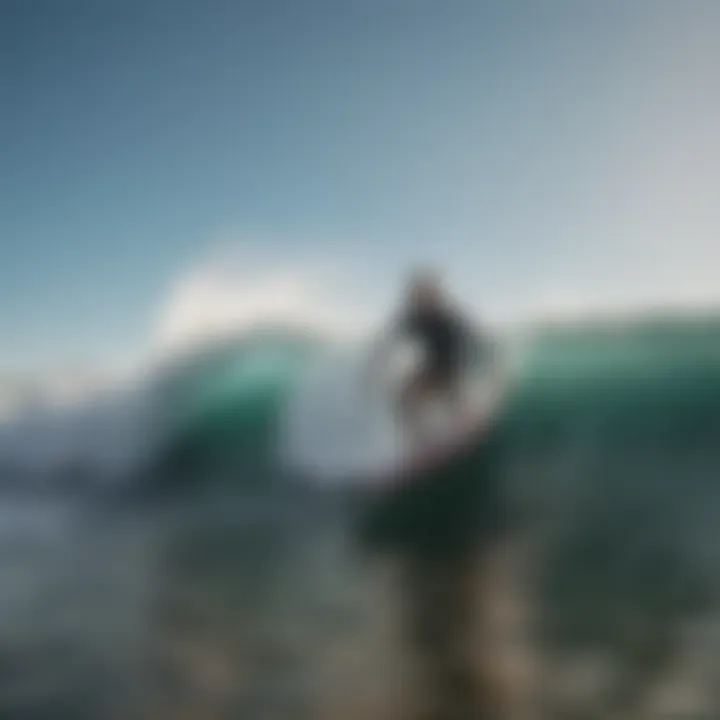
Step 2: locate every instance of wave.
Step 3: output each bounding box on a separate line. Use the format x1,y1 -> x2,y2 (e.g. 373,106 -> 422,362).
0,313 -> 718,489
0,324 -> 328,484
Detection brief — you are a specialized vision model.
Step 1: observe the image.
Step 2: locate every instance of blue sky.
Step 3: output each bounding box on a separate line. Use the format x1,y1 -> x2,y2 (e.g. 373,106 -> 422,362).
3,0 -> 720,375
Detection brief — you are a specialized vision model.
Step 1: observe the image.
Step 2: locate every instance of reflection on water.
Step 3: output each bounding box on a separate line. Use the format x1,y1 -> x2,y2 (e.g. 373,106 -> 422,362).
0,478 -> 527,720
1,445 -> 720,719
0,494 -> 160,719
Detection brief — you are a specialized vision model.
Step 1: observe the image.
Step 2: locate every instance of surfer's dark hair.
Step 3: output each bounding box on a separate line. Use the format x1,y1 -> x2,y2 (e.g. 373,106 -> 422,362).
408,267 -> 444,293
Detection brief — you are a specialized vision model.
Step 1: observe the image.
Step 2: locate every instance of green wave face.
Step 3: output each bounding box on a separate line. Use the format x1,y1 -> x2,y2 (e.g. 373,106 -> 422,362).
156,316 -> 720,476
155,330 -> 326,470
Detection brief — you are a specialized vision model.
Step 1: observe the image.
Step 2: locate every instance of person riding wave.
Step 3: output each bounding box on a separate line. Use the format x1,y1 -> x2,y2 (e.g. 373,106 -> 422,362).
371,270 -> 495,448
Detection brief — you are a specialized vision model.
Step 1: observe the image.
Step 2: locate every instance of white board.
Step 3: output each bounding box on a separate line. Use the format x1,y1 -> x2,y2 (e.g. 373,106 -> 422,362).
279,340 -> 505,487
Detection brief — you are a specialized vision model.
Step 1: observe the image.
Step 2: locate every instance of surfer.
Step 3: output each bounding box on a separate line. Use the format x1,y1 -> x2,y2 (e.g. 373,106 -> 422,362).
372,270 -> 494,447
360,273 -> 522,720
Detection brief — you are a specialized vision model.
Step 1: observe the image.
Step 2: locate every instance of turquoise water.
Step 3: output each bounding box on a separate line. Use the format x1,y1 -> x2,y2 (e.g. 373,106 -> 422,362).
154,315 -> 720,474
157,314 -> 720,671
0,314 -> 719,718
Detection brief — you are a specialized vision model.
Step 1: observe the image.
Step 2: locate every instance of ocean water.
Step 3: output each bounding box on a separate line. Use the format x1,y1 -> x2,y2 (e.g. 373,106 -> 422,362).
0,314 -> 719,719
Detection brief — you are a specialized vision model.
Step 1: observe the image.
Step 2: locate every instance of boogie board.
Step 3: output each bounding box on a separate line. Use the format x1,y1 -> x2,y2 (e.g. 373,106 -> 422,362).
280,337 -> 507,490
366,362 -> 505,490
367,407 -> 490,490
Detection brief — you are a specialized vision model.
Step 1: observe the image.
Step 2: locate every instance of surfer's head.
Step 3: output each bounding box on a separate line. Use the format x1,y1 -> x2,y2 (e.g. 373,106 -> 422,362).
407,269 -> 445,310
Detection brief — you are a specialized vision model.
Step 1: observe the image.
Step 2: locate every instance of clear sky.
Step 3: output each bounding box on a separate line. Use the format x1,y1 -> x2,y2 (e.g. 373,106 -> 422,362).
3,0 -> 720,376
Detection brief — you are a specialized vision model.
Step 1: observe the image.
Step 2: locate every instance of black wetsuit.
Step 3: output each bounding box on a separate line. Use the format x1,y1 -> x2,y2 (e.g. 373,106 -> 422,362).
399,306 -> 475,382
